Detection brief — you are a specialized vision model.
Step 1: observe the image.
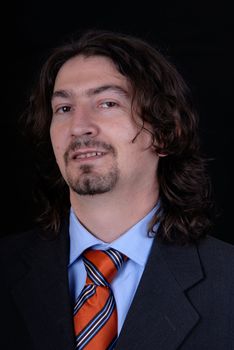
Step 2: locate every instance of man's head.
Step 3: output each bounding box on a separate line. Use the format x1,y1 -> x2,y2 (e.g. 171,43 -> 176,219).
50,53 -> 162,202
24,29 -> 213,242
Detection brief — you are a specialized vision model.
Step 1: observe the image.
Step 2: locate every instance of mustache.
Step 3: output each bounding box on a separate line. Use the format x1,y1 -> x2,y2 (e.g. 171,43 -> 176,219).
64,138 -> 116,162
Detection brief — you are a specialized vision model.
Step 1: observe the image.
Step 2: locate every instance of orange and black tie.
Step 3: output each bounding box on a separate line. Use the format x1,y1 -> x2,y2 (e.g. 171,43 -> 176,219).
73,248 -> 127,350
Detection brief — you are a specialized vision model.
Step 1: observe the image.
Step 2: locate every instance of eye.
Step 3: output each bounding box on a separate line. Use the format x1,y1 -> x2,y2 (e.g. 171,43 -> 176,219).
54,105 -> 72,114
100,101 -> 118,109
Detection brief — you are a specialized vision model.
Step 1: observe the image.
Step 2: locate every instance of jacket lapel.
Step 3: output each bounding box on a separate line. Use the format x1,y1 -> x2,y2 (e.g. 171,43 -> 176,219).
116,238 -> 204,350
9,223 -> 75,350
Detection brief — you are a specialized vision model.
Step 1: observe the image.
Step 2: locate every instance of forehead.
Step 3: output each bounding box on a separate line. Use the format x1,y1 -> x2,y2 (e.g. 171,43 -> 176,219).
54,55 -> 130,93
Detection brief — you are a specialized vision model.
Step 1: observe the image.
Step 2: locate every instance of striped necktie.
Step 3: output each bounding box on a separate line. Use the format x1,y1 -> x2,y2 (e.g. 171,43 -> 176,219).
73,248 -> 127,350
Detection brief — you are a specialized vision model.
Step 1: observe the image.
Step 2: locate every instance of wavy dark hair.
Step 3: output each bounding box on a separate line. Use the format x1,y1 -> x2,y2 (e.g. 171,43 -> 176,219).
22,29 -> 214,243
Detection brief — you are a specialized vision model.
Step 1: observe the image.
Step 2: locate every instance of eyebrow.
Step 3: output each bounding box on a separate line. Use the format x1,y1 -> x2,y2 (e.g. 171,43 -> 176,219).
87,84 -> 129,97
51,84 -> 129,101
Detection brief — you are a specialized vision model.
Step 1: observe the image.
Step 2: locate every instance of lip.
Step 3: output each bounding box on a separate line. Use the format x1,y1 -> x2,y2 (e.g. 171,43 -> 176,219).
70,148 -> 107,162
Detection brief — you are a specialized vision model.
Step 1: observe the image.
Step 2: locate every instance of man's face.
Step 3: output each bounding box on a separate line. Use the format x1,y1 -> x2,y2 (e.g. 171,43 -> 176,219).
50,55 -> 159,196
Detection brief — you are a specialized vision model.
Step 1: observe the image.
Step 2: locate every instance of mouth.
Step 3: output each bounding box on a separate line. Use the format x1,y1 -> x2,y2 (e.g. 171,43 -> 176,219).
71,149 -> 107,162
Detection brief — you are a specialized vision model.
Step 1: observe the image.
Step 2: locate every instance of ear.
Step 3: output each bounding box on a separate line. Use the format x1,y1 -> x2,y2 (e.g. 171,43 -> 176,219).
150,142 -> 168,157
158,152 -> 167,158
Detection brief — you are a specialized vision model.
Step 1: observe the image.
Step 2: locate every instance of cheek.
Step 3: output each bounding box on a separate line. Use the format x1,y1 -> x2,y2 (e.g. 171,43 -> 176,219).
131,133 -> 153,153
50,124 -> 56,149
50,129 -> 65,164
53,145 -> 63,160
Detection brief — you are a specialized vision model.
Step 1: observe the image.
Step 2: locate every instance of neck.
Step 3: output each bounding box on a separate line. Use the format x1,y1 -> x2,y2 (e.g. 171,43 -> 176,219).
70,182 -> 159,242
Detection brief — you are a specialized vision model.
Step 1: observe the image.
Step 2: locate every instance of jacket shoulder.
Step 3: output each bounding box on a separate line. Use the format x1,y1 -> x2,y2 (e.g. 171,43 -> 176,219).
199,234 -> 234,256
0,228 -> 38,256
197,235 -> 234,277
0,226 -> 56,271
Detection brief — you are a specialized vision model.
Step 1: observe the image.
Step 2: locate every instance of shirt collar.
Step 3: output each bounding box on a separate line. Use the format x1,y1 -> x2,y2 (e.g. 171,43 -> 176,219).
69,201 -> 160,268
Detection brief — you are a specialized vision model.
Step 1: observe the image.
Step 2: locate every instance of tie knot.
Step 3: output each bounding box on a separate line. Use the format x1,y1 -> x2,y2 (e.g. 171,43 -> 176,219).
83,248 -> 127,286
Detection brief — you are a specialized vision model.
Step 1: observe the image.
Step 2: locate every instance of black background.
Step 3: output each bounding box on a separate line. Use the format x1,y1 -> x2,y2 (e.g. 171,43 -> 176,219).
2,2 -> 233,244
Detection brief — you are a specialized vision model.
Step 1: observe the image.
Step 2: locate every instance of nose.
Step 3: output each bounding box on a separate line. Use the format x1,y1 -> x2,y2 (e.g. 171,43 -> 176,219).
70,105 -> 99,138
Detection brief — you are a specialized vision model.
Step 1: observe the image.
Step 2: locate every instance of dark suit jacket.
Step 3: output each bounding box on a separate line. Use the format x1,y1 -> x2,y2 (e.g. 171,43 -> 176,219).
0,222 -> 233,350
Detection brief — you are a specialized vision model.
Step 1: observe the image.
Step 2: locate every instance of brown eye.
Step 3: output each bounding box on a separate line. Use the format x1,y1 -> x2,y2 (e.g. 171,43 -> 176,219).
101,101 -> 117,108
53,105 -> 72,115
60,106 -> 71,113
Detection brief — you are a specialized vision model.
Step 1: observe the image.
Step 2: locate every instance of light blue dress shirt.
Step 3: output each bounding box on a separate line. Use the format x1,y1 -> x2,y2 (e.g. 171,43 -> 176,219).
68,204 -> 160,334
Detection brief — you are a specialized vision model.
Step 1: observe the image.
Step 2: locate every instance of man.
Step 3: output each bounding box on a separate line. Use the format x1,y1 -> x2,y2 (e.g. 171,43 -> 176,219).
0,29 -> 233,350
